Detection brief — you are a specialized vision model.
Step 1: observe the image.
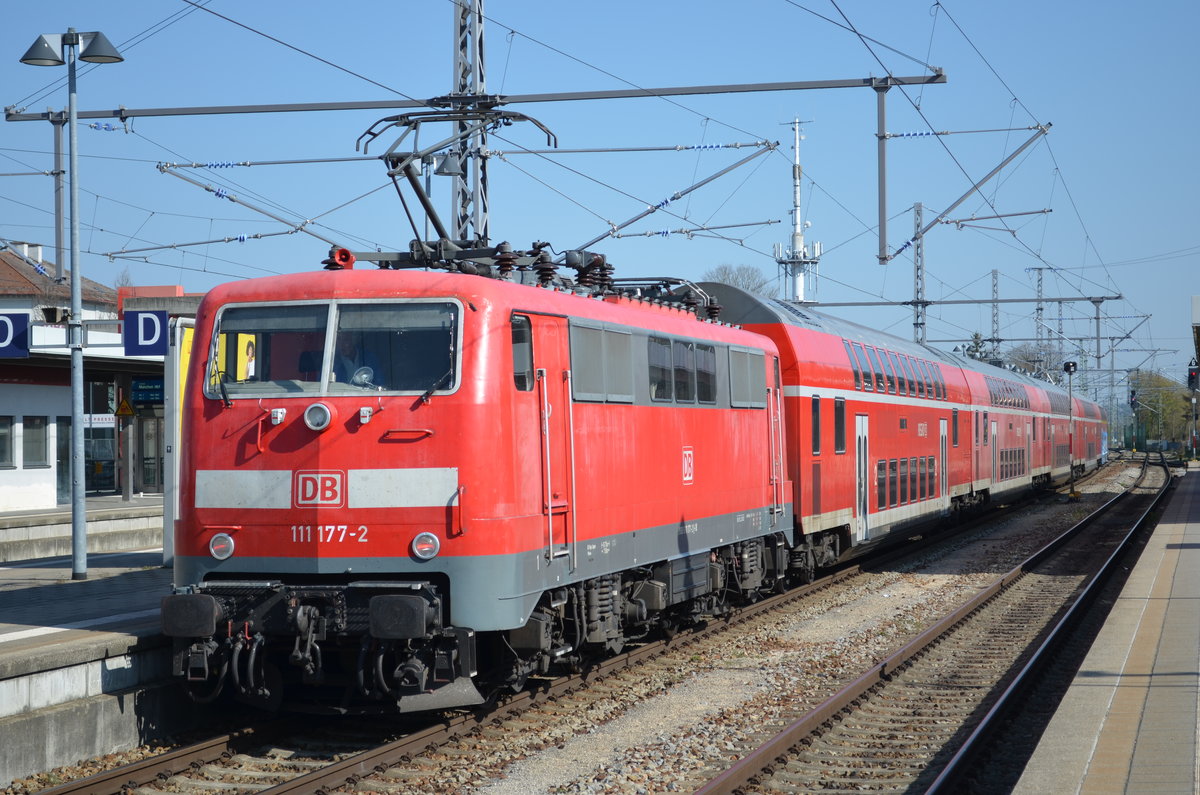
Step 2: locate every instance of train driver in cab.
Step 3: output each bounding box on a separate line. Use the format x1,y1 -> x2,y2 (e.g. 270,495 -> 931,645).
333,332 -> 381,385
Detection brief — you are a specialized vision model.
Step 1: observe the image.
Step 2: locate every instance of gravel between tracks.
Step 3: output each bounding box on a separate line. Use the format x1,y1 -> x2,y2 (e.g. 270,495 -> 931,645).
471,466 -> 1135,795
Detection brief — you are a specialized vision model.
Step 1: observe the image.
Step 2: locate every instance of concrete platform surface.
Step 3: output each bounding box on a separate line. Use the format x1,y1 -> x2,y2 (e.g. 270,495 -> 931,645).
1016,465 -> 1199,794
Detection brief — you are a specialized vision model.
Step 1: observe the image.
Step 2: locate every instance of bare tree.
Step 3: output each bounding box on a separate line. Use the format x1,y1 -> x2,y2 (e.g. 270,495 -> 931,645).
113,266 -> 134,290
702,264 -> 777,297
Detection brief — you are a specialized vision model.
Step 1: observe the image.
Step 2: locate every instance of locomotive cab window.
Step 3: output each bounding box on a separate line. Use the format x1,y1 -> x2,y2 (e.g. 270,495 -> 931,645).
512,315 -> 533,391
205,300 -> 459,399
331,303 -> 458,394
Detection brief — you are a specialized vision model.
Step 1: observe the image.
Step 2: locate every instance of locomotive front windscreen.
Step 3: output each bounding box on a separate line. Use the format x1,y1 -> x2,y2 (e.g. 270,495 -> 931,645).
205,300 -> 460,398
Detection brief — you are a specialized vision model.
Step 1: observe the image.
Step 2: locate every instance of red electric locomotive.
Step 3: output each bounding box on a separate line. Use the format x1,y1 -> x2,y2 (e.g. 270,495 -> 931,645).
162,252 -> 796,712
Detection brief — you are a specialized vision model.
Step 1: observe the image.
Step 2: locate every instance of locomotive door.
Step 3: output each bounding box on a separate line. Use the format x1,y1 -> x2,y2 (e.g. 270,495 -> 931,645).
855,414 -> 870,541
528,314 -> 575,564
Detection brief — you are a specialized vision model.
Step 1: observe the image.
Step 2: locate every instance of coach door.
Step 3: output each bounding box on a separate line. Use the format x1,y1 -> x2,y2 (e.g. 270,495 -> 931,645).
527,314 -> 575,564
939,418 -> 948,500
855,414 -> 870,541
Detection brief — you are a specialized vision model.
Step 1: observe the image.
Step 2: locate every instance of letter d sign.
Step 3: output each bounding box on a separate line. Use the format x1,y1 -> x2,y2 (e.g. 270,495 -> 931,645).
124,310 -> 168,356
0,313 -> 31,358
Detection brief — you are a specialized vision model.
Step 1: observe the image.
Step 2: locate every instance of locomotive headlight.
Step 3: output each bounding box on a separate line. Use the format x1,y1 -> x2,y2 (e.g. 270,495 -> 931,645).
304,402 -> 335,432
411,532 -> 441,560
209,532 -> 236,561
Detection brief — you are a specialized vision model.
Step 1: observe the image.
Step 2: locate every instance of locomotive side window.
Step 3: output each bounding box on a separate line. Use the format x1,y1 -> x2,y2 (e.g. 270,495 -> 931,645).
673,341 -> 696,403
729,348 -> 767,408
571,325 -> 606,401
512,315 -> 533,391
571,324 -> 634,404
207,303 -> 329,397
834,398 -> 846,454
648,337 -> 673,402
696,344 -> 717,404
843,340 -> 862,390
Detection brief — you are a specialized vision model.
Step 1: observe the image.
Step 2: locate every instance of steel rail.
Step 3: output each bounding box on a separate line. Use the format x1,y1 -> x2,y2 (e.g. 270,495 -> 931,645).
926,454 -> 1171,792
695,453 -> 1163,795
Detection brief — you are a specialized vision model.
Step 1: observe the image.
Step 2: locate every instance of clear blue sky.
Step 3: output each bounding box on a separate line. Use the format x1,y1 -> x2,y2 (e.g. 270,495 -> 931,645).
2,1 -> 1196,414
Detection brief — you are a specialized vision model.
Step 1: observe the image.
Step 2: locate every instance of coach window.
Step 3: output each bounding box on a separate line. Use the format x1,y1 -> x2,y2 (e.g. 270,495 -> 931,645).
982,412 -> 989,445
878,350 -> 896,394
834,398 -> 846,454
844,340 -> 862,389
877,461 -> 887,510
899,458 -> 909,503
864,347 -> 886,392
889,459 -> 899,506
909,456 -> 918,501
852,343 -> 874,391
912,360 -> 926,398
934,365 -> 946,400
929,456 -> 938,497
673,341 -> 696,402
952,409 -> 960,447
918,360 -> 934,399
888,351 -> 906,395
811,396 -> 821,455
903,355 -> 919,396
696,344 -> 717,403
512,316 -> 533,391
648,337 -> 673,401
918,457 -> 927,500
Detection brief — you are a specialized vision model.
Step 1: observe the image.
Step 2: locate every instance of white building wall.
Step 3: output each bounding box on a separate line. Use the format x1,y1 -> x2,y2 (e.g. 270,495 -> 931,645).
0,383 -> 69,511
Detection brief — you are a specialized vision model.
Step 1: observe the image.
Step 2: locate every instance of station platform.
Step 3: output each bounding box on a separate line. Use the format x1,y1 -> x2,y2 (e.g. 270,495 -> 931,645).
0,498 -> 178,788
1016,462 -> 1200,794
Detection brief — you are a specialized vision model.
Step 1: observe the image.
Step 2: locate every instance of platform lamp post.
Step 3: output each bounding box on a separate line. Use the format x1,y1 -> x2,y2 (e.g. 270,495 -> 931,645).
20,28 -> 124,580
1064,361 -> 1079,502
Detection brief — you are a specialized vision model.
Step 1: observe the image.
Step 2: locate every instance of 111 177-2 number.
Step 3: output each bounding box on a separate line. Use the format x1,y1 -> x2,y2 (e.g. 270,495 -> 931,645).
291,525 -> 369,543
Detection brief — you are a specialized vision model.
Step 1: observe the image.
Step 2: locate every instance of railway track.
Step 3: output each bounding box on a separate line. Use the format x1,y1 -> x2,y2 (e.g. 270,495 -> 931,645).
696,454 -> 1170,794
30,461 -> 1129,794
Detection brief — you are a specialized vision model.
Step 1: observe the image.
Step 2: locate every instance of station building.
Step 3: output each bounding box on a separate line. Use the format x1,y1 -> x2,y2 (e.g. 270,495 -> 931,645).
0,243 -> 197,512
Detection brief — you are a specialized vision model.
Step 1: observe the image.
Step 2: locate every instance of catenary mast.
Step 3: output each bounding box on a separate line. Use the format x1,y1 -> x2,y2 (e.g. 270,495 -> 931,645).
775,118 -> 821,301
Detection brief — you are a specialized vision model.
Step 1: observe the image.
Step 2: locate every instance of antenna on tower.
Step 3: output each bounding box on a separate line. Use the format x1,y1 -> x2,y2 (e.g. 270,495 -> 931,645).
775,118 -> 821,301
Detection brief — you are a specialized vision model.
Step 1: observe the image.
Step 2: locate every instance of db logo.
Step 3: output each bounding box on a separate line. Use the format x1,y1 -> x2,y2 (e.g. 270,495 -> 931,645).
682,447 -> 694,485
295,471 -> 345,507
